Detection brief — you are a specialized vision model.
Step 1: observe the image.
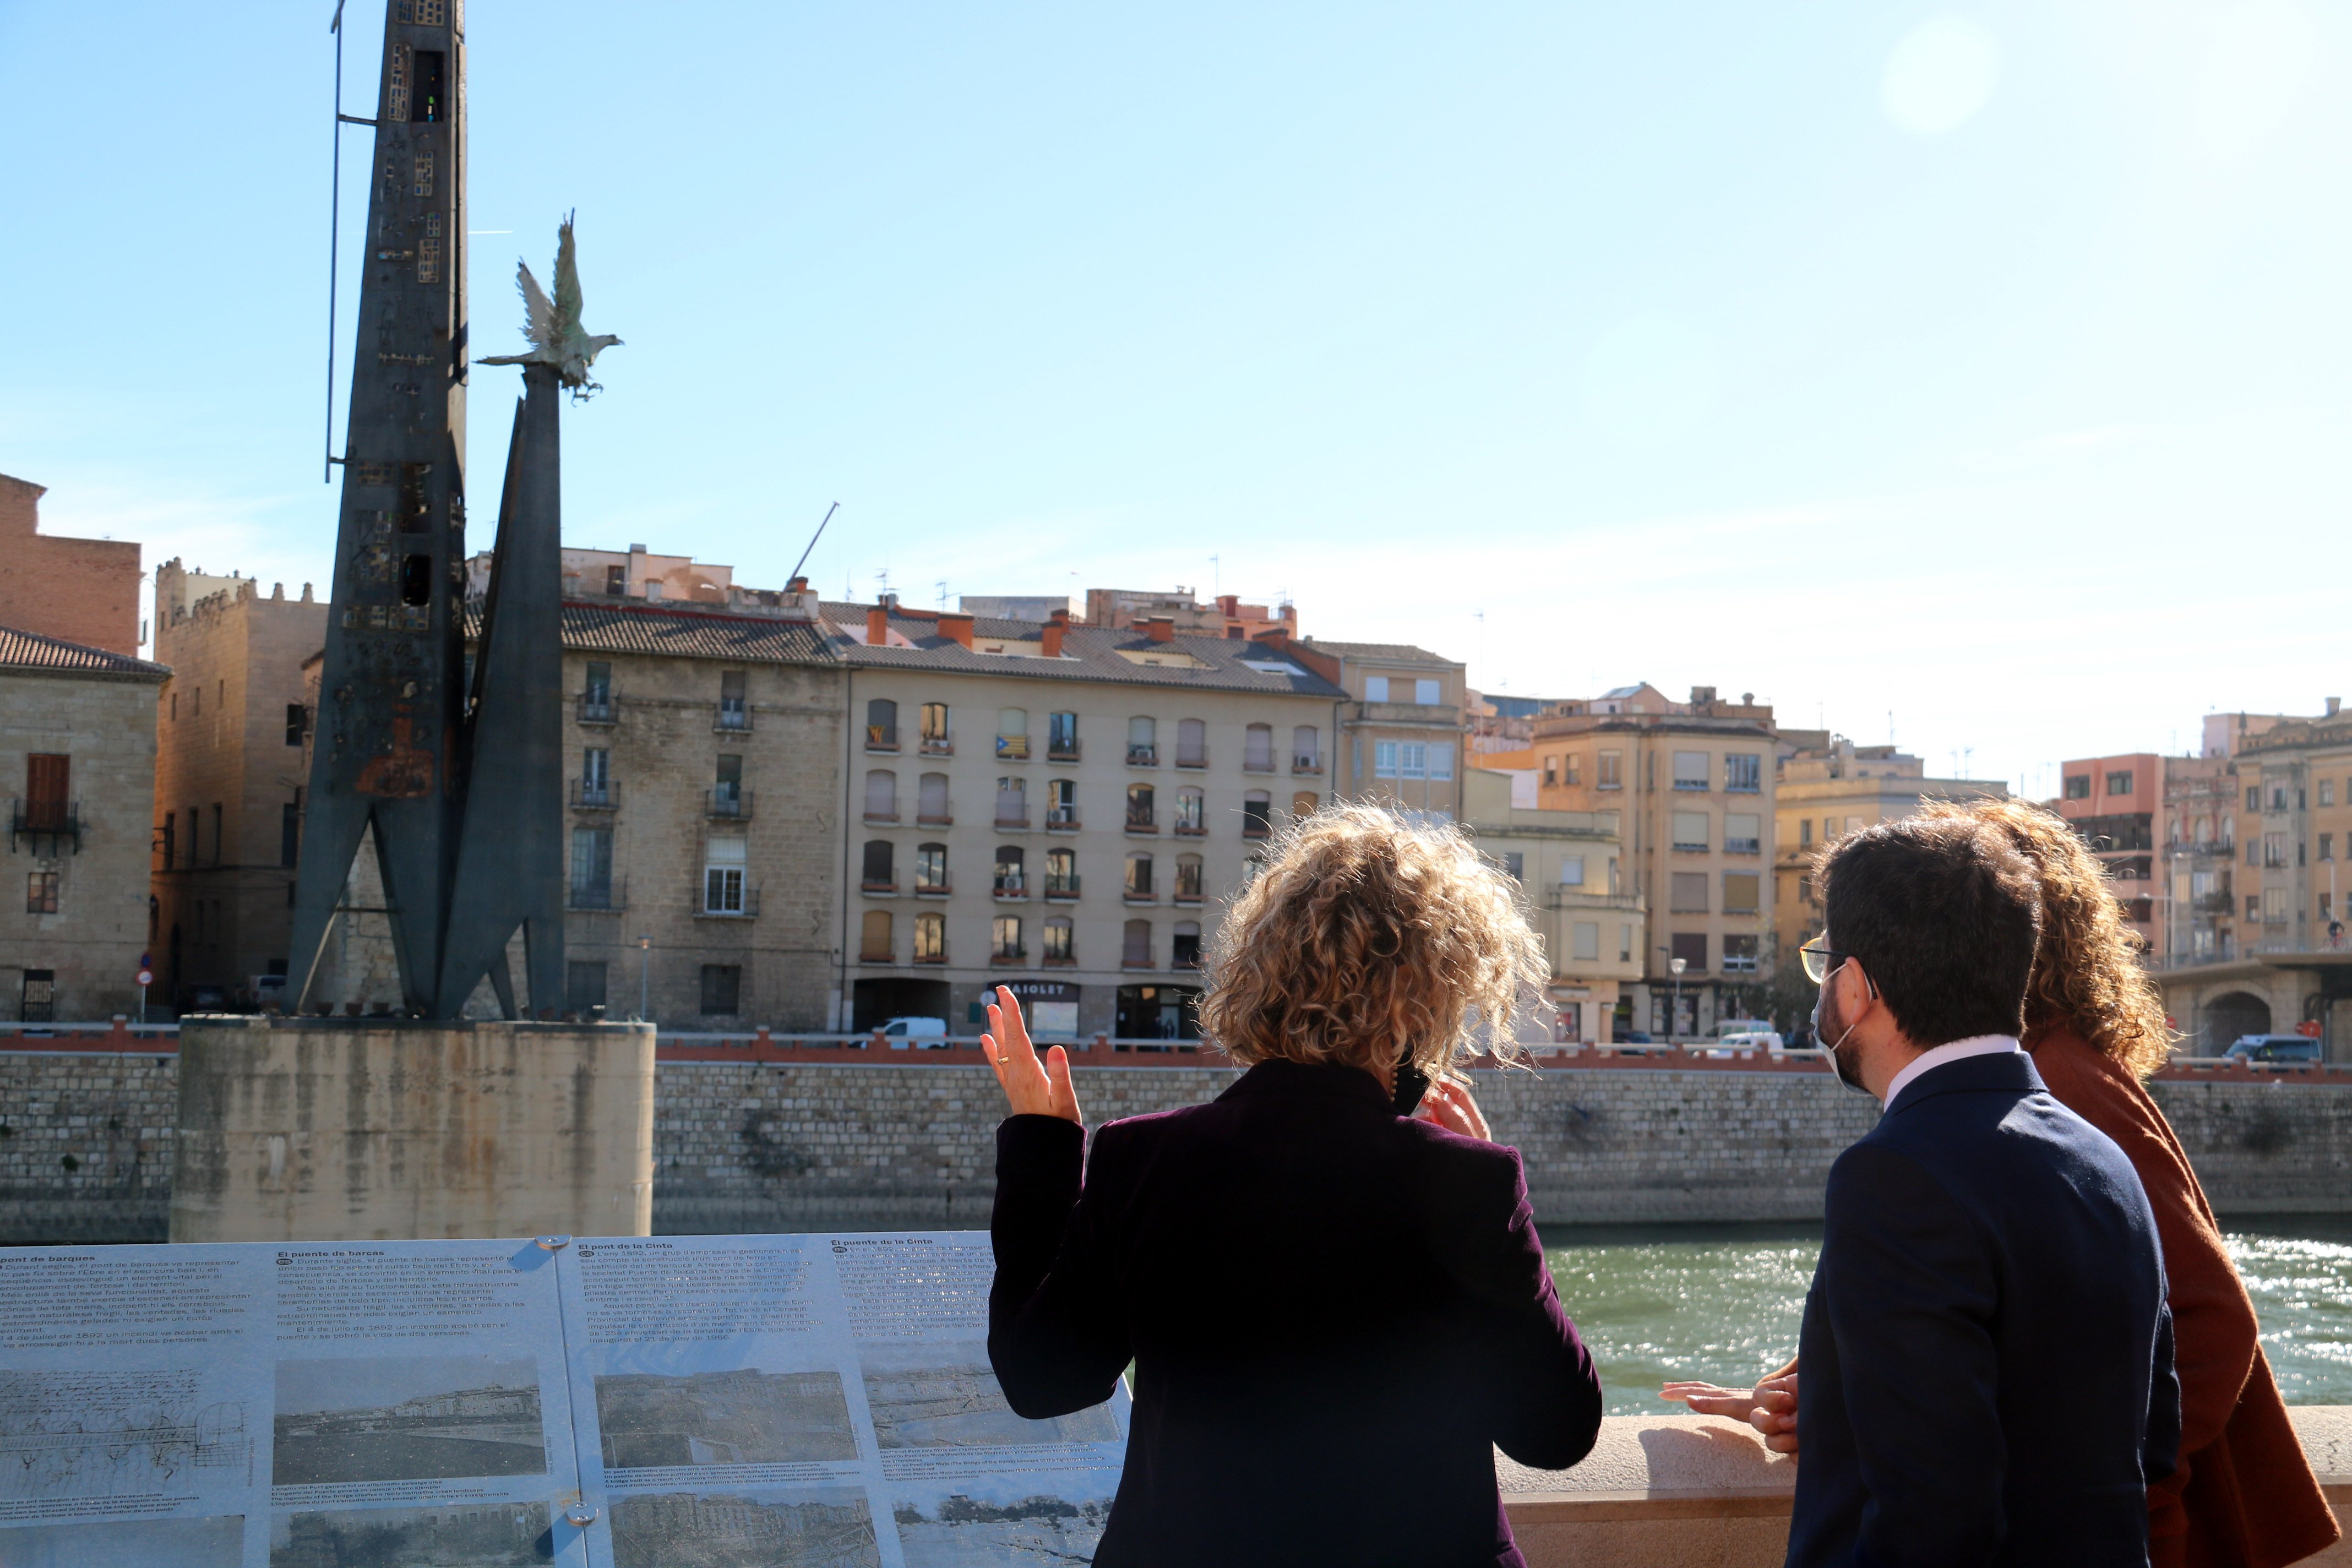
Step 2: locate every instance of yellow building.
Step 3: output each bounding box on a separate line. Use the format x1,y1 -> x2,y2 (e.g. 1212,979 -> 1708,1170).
1294,637 -> 1468,821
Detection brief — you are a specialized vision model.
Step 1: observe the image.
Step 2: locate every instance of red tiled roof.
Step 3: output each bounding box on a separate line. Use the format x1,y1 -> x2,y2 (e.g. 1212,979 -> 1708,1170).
0,625 -> 168,678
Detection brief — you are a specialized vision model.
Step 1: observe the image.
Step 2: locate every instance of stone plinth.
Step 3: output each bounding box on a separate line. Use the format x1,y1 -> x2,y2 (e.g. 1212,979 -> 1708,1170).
1499,1408 -> 2352,1567
169,1016 -> 655,1243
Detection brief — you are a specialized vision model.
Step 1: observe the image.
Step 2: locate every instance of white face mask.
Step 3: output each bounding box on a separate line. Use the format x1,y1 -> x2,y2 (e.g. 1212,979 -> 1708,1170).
1812,960 -> 1872,1095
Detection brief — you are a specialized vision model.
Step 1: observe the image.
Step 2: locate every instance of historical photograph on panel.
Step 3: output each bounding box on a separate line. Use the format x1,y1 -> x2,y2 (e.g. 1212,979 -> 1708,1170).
0,1514 -> 245,1568
890,1477 -> 1117,1567
269,1502 -> 553,1568
271,1354 -> 546,1485
594,1365 -> 858,1468
858,1341 -> 1121,1449
607,1484 -> 880,1568
0,1370 -> 251,1501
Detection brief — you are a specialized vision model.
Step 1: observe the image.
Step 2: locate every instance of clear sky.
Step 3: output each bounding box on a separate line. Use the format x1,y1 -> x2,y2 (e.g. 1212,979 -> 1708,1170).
3,2 -> 2345,797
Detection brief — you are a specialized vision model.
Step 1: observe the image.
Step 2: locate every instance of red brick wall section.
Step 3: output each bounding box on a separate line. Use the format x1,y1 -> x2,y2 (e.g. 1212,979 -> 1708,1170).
0,474 -> 143,657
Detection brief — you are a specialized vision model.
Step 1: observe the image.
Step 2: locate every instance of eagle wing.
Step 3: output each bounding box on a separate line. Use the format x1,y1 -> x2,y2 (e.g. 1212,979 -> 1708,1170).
516,260 -> 558,352
552,219 -> 584,338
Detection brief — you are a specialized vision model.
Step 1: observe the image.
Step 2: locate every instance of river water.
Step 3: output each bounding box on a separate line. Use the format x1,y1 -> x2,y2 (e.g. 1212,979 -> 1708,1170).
1544,1217 -> 2352,1416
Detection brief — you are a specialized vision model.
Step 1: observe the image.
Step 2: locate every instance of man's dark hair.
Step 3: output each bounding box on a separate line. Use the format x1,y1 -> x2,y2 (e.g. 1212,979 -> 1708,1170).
1816,815 -> 2041,1046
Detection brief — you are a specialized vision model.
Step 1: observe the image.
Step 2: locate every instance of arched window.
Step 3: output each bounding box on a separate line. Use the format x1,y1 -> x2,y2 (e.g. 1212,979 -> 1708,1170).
992,915 -> 1024,962
865,698 -> 898,750
1043,916 -> 1075,964
1176,718 -> 1207,768
1174,854 -> 1204,903
1126,783 -> 1156,832
1244,723 -> 1275,771
996,708 -> 1029,760
863,770 -> 898,821
913,910 -> 945,962
859,909 -> 894,962
915,842 -> 949,892
1122,918 -> 1153,968
920,703 -> 952,754
1292,725 -> 1320,772
861,840 -> 895,889
1046,847 -> 1078,898
1173,920 -> 1202,970
1128,716 -> 1158,766
994,845 -> 1026,897
1174,787 -> 1204,835
1242,791 -> 1272,838
1125,852 -> 1155,900
996,776 -> 1029,827
918,772 -> 950,824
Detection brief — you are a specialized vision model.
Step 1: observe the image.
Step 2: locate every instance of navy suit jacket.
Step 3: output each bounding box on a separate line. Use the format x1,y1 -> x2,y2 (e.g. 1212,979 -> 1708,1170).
989,1058 -> 1603,1568
1787,1050 -> 2181,1568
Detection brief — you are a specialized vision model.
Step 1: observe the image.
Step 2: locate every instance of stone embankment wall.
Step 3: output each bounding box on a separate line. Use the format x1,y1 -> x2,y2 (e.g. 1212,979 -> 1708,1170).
6,1052 -> 2351,1243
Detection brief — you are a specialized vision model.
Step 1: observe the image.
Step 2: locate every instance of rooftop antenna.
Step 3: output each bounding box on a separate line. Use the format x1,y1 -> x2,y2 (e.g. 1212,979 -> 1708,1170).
935,580 -> 948,610
786,501 -> 839,584
1211,554 -> 1220,596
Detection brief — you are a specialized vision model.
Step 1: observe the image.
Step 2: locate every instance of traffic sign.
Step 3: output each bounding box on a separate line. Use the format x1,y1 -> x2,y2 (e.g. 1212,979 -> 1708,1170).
136,968 -> 154,988
2296,1020 -> 2323,1038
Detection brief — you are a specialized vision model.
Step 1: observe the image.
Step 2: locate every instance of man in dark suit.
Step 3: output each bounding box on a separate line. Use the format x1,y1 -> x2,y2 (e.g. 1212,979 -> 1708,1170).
1786,816 -> 2179,1568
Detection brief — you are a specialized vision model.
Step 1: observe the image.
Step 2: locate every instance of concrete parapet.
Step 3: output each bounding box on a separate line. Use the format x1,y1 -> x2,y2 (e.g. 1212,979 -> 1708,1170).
168,1016 -> 655,1243
1498,1407 -> 2352,1567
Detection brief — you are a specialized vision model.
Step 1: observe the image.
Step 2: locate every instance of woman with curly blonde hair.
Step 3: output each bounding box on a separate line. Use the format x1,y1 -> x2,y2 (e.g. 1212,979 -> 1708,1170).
982,803 -> 1603,1568
1669,798 -> 2338,1568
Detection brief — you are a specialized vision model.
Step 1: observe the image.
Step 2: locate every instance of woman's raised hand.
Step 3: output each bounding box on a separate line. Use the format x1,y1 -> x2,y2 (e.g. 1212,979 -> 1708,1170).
1418,1077 -> 1492,1142
981,984 -> 1082,1124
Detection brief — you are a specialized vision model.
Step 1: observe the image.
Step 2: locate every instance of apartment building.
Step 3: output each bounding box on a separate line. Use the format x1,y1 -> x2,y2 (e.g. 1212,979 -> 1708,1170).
1083,587 -> 1298,641
1774,739 -> 2007,962
1294,638 -> 1468,820
2056,754 -> 2164,956
2,626 -> 168,1021
1457,766 -> 1644,1042
831,599 -> 1342,1040
150,564 -> 330,1008
1490,684 -> 1777,1038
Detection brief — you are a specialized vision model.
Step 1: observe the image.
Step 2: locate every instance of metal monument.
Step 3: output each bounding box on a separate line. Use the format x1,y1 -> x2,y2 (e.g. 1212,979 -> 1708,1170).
291,1 -> 618,1018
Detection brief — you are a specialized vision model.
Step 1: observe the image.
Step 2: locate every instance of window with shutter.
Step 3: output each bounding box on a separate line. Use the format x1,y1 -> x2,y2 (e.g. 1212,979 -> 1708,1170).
864,771 -> 899,821
1414,679 -> 1440,705
918,773 -> 950,824
1673,752 -> 1709,790
1670,872 -> 1709,912
1722,873 -> 1760,914
24,755 -> 68,832
1573,922 -> 1599,961
1672,812 -> 1709,851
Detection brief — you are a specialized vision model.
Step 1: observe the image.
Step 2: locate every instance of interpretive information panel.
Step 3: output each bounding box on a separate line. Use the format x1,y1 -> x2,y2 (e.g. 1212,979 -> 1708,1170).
0,1234 -> 1127,1568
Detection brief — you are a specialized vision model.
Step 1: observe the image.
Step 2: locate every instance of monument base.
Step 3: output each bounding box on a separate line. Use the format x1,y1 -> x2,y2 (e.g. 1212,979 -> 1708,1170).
170,1016 -> 655,1243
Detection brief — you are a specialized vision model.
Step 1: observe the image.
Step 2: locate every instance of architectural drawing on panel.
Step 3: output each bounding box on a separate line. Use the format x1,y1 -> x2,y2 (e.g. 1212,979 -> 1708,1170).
858,1342 -> 1119,1450
608,1486 -> 880,1568
594,1368 -> 858,1468
271,1355 -> 545,1485
0,1370 -> 249,1501
0,1513 -> 245,1568
891,1491 -> 1112,1567
268,1502 -> 553,1568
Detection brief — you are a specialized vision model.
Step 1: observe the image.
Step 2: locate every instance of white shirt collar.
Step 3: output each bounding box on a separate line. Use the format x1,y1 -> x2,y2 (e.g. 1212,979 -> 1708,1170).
1882,1034 -> 2021,1108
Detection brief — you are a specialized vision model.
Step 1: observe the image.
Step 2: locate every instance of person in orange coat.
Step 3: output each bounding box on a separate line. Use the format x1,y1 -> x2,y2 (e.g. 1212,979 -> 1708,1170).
1666,798 -> 2340,1568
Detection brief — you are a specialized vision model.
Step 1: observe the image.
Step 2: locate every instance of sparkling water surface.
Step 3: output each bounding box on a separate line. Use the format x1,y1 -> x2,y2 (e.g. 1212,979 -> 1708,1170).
1544,1217 -> 2352,1417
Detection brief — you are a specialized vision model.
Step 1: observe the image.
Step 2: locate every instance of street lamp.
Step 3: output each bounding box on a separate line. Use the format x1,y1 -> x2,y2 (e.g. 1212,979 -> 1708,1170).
1668,956 -> 1686,1042
636,935 -> 652,1023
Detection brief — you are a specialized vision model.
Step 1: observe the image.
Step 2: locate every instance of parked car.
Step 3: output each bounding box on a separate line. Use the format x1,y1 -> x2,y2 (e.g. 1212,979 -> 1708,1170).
1717,1030 -> 1786,1053
178,982 -> 229,1015
876,1016 -> 950,1048
1619,1031 -> 1654,1044
2224,1034 -> 2324,1065
1712,1019 -> 1776,1041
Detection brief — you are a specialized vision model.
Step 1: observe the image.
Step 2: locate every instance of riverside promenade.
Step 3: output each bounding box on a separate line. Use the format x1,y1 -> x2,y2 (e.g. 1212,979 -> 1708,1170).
4,1022 -> 2350,1242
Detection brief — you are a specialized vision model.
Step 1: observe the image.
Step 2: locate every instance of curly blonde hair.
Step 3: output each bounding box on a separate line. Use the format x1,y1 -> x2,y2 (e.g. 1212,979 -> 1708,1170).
1198,802 -> 1548,1079
1921,797 -> 2174,1077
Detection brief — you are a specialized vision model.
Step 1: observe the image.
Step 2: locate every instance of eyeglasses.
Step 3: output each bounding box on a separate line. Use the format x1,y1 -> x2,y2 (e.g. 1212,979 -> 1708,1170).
1799,936 -> 1850,985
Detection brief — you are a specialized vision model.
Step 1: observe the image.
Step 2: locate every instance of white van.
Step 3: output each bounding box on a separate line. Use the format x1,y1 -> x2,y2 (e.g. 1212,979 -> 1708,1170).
1717,1030 -> 1786,1053
1712,1018 -> 1774,1040
878,1016 -> 949,1049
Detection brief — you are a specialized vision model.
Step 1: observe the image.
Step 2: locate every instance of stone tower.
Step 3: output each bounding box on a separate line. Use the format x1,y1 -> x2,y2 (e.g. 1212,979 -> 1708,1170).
288,0 -> 472,1014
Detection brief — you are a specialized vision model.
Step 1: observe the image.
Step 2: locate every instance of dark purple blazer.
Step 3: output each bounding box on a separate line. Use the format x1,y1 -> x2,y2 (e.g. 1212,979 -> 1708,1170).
989,1057 -> 1603,1568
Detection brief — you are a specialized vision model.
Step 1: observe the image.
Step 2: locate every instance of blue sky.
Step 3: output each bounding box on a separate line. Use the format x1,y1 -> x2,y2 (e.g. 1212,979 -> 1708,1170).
2,2 -> 2345,797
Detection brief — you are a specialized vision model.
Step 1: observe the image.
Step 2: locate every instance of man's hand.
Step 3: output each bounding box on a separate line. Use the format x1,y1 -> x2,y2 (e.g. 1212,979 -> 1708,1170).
981,984 -> 1082,1124
1418,1077 -> 1493,1141
1660,1365 -> 1799,1455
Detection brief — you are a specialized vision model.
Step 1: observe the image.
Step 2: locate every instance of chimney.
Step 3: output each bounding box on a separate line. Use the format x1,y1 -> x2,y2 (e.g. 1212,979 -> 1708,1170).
787,576 -> 808,593
2330,697 -> 2343,718
1042,607 -> 1068,658
1690,685 -> 1717,706
1253,625 -> 1289,651
1142,616 -> 1175,644
939,613 -> 975,650
867,605 -> 890,645
1216,594 -> 1238,616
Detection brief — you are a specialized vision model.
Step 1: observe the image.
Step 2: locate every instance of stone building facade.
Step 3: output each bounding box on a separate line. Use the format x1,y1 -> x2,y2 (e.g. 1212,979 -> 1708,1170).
1,628 -> 168,1021
150,564 -> 330,1009
827,598 -> 1344,1039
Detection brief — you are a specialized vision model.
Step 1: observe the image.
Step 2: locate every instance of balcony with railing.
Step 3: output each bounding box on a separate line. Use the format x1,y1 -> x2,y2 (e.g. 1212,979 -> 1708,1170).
919,733 -> 954,757
864,802 -> 900,825
1125,808 -> 1157,835
994,807 -> 1032,831
10,801 -> 81,854
1293,753 -> 1322,775
1127,744 -> 1158,767
996,735 -> 1031,760
1173,879 -> 1203,907
865,725 -> 899,753
1048,740 -> 1081,763
1174,818 -> 1205,837
1243,752 -> 1276,775
989,945 -> 1029,966
715,700 -> 750,733
570,777 -> 619,811
576,693 -> 616,725
861,875 -> 899,895
707,787 -> 754,821
1044,874 -> 1081,901
993,874 -> 1027,900
1175,745 -> 1207,769
914,878 -> 952,898
916,807 -> 952,827
1046,806 -> 1081,832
